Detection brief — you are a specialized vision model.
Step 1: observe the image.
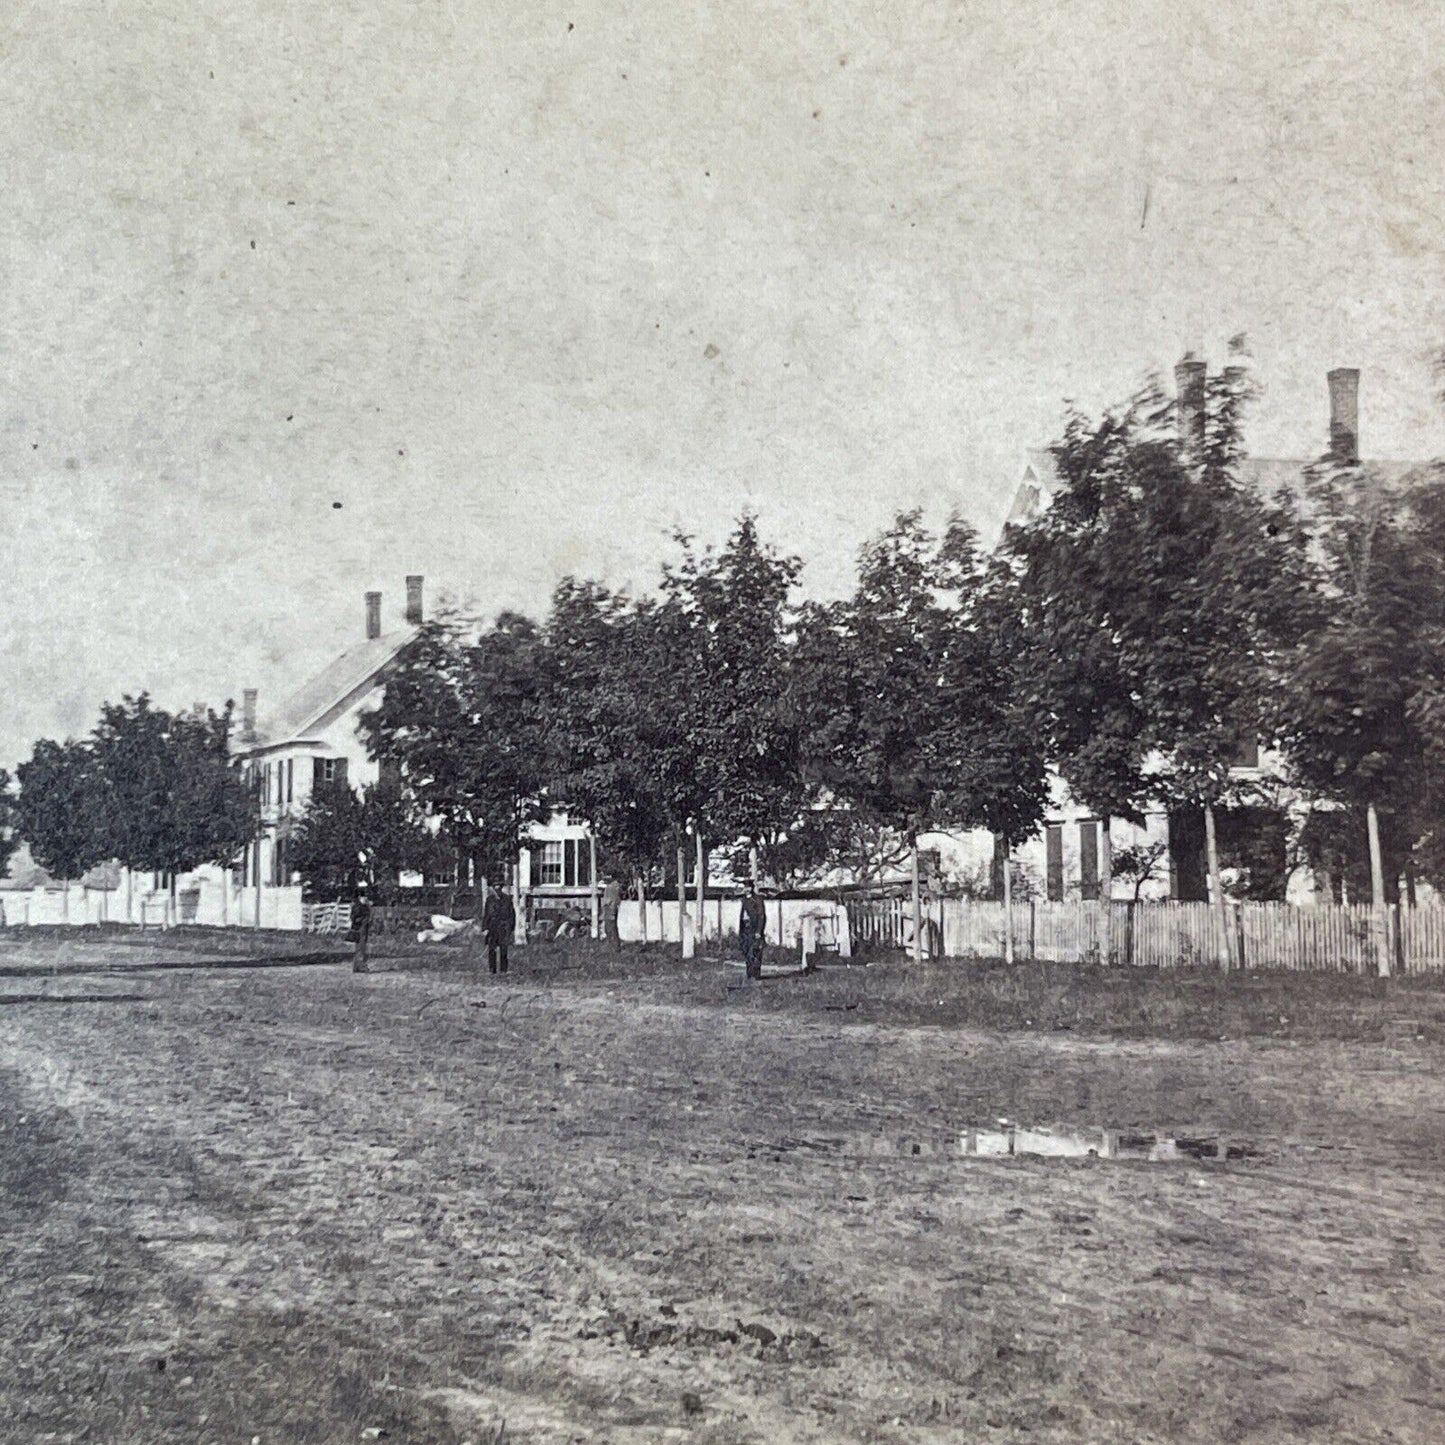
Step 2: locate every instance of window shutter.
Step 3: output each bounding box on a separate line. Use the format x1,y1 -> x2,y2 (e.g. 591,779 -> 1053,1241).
286,759 -> 294,804
1079,822 -> 1100,900
564,838 -> 577,888
1046,825 -> 1064,902
335,757 -> 348,790
578,838 -> 592,889
313,757 -> 326,793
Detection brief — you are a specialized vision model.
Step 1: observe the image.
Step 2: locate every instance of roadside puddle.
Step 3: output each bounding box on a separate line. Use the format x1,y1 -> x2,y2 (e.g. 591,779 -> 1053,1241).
960,1124 -> 1260,1162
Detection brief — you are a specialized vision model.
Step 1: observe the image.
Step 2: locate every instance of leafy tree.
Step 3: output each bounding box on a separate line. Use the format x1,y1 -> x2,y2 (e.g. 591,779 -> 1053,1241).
13,738 -> 106,883
359,609 -> 549,877
1005,347 -> 1313,961
289,778 -> 443,901
795,512 -> 1049,953
542,580 -> 676,889
1275,461 -> 1445,919
658,515 -> 807,880
88,695 -> 257,882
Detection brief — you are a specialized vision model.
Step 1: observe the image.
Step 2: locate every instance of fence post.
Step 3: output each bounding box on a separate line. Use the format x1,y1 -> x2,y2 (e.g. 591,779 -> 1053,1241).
1367,803 -> 1391,978
1002,847 -> 1015,965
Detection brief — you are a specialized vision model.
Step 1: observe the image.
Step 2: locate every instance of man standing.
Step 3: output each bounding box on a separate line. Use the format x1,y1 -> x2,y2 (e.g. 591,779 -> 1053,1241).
351,887 -> 373,974
602,875 -> 623,950
740,883 -> 767,981
481,883 -> 516,975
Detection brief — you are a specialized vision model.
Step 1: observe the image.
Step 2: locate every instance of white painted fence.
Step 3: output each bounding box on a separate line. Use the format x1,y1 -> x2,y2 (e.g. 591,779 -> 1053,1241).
845,896 -> 1441,975
616,898 -> 850,955
0,879 -> 305,931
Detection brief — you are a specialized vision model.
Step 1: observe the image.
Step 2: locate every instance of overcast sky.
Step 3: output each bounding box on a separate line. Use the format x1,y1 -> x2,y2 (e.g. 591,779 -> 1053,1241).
2,0 -> 1444,765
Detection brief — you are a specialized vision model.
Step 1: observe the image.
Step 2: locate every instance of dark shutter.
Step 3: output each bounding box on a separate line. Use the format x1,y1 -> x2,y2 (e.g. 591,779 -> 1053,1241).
990,834 -> 1006,900
313,757 -> 326,793
335,757 -> 348,790
564,838 -> 577,888
578,838 -> 592,888
1046,825 -> 1064,901
286,759 -> 294,804
1079,822 -> 1100,900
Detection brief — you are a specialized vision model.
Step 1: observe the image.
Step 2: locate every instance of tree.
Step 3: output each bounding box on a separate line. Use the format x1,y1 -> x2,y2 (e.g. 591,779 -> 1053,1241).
542,579 -> 676,891
1005,347 -> 1313,965
1273,460 -> 1445,961
289,777 -> 442,901
88,695 -> 257,885
659,516 -> 807,885
14,739 -> 107,889
359,609 -> 549,879
795,512 -> 1049,959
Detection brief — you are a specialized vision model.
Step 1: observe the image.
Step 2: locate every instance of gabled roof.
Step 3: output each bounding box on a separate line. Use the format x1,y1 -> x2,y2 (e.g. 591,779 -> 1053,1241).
242,627 -> 418,753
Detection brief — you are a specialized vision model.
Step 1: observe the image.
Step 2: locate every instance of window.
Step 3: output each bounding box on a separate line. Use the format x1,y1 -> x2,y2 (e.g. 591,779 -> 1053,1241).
1233,737 -> 1260,770
539,841 -> 564,886
1046,825 -> 1064,901
313,756 -> 348,790
1079,821 -> 1100,900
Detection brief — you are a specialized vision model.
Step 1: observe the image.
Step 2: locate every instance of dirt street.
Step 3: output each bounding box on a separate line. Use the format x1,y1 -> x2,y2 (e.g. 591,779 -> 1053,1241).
3,941 -> 1445,1442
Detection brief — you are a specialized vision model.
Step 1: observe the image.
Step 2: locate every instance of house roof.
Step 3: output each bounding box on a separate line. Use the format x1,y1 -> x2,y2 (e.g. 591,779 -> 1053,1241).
242,627 -> 418,753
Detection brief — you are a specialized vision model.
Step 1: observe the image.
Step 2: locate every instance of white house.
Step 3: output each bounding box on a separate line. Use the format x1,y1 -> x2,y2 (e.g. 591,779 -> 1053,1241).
981,362 -> 1429,906
207,575 -> 595,928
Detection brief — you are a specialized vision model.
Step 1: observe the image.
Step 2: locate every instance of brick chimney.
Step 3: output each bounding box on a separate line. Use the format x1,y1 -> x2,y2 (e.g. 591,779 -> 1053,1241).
242,688 -> 258,744
1175,356 -> 1207,463
365,590 -> 382,640
1328,367 -> 1360,463
405,575 -> 424,627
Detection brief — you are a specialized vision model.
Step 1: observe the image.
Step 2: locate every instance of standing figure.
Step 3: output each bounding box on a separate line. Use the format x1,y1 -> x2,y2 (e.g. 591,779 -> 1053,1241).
351,889 -> 373,974
602,876 -> 622,950
740,883 -> 767,981
481,884 -> 516,974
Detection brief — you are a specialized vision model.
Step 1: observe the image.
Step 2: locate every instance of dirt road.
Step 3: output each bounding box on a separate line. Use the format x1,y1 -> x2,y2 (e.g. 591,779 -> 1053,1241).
3,951 -> 1444,1442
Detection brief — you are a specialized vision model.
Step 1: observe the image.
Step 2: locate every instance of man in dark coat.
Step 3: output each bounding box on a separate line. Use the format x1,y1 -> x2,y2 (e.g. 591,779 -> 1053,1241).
351,889 -> 373,974
481,885 -> 516,974
740,884 -> 767,981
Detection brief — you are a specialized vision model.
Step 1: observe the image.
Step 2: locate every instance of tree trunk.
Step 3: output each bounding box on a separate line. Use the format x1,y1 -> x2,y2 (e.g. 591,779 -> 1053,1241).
589,833 -> 600,940
910,841 -> 922,964
1002,841 -> 1015,966
637,875 -> 647,944
510,860 -> 523,943
677,844 -> 687,956
1204,802 -> 1233,971
694,832 -> 706,945
749,844 -> 760,887
1099,819 -> 1112,965
1367,802 -> 1391,978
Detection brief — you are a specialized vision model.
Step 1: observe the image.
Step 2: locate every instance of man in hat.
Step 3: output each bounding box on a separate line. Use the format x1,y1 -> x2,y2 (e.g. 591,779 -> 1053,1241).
481,881 -> 517,974
601,875 -> 623,950
351,885 -> 373,974
739,882 -> 767,981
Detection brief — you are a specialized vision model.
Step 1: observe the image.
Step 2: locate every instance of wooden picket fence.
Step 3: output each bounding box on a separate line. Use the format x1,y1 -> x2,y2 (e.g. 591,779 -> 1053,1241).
847,896 -> 1442,974
301,901 -> 353,934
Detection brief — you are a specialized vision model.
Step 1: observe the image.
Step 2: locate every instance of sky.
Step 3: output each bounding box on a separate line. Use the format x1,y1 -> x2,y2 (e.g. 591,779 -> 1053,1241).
2,0 -> 1444,765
